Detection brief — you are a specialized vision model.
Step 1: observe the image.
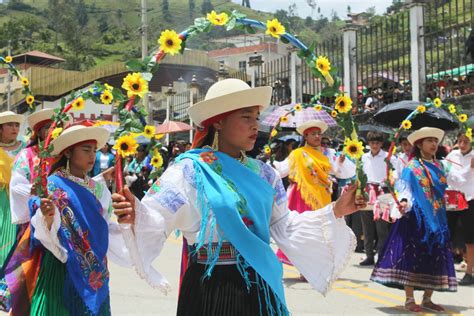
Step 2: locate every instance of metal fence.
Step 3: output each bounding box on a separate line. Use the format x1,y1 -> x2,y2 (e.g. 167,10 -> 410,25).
355,9 -> 412,112
424,0 -> 474,100
255,55 -> 292,106
166,89 -> 205,142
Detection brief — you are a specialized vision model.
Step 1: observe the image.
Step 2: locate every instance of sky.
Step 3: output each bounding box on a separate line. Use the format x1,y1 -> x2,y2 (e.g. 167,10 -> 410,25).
231,0 -> 394,19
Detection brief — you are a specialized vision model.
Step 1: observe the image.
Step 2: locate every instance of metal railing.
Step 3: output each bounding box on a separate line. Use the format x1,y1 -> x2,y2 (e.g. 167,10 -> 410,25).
255,55 -> 291,105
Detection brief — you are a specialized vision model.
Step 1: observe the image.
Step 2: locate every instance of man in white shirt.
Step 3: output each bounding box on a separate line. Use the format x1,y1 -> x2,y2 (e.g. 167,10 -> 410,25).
446,132 -> 474,285
359,132 -> 394,266
394,135 -> 412,179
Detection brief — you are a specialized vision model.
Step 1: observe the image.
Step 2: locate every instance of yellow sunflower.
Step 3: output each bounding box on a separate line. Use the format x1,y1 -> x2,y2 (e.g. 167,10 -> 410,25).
25,95 -> 35,106
343,139 -> 364,160
143,125 -> 156,138
417,105 -> 426,113
100,89 -> 113,105
334,95 -> 353,114
401,120 -> 412,130
4,56 -> 12,63
150,151 -> 164,169
448,104 -> 456,114
265,19 -> 285,38
113,135 -> 139,157
280,116 -> 289,123
294,104 -> 302,111
316,56 -> 331,76
104,83 -> 114,91
314,104 -> 323,111
122,72 -> 149,98
458,114 -> 468,123
72,96 -> 85,111
206,10 -> 229,26
51,128 -> 63,140
331,110 -> 338,118
21,77 -> 29,86
270,129 -> 278,137
263,145 -> 272,155
158,29 -> 182,56
466,128 -> 472,139
433,98 -> 442,108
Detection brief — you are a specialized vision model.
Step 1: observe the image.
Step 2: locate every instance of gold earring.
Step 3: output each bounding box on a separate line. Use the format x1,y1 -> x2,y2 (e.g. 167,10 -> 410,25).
211,130 -> 219,151
66,157 -> 70,172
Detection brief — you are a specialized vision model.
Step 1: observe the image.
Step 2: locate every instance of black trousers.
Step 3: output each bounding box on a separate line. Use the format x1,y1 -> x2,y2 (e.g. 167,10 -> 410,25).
360,210 -> 391,258
345,211 -> 364,249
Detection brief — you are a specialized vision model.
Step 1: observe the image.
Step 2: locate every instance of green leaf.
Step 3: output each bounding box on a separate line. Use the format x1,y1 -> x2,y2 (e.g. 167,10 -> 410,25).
320,86 -> 337,97
226,18 -> 236,31
280,36 -> 289,44
126,59 -> 145,72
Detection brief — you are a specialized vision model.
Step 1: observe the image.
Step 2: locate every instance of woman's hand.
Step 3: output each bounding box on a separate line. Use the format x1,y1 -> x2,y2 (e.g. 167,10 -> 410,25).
112,186 -> 136,224
101,167 -> 115,181
333,184 -> 367,218
40,197 -> 55,229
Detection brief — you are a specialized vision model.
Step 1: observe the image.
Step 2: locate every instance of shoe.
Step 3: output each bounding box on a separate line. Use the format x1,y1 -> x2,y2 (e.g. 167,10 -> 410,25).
459,273 -> 474,286
421,297 -> 445,312
355,246 -> 364,253
405,297 -> 422,313
359,257 -> 375,266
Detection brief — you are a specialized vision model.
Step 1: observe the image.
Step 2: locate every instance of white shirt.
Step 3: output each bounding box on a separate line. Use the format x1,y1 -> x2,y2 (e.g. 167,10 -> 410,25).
361,150 -> 397,185
99,152 -> 109,169
394,152 -> 410,179
445,149 -> 474,201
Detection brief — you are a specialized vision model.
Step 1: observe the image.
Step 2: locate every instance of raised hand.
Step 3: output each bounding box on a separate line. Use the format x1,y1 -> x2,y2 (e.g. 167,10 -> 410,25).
333,184 -> 367,218
112,186 -> 136,224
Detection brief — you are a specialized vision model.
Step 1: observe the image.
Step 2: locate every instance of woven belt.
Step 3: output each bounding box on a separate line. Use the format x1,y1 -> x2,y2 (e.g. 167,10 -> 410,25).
196,242 -> 238,265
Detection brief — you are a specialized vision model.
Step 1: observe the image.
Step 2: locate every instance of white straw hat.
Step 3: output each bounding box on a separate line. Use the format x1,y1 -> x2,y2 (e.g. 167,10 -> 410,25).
0,111 -> 24,125
27,109 -> 72,130
188,78 -> 272,127
50,125 -> 109,156
296,120 -> 328,135
407,127 -> 445,145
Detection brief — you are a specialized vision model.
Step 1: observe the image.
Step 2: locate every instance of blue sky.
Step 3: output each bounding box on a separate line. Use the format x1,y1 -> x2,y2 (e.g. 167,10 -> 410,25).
231,0 -> 394,18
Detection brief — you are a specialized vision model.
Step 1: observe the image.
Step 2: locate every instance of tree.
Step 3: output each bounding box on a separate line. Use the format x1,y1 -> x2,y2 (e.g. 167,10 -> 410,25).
188,0 -> 195,19
305,0 -> 317,17
162,0 -> 170,18
241,0 -> 251,8
347,5 -> 351,14
75,0 -> 88,28
201,0 -> 213,15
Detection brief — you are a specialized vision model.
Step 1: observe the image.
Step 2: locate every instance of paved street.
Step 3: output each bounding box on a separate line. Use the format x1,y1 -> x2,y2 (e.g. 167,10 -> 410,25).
108,235 -> 474,316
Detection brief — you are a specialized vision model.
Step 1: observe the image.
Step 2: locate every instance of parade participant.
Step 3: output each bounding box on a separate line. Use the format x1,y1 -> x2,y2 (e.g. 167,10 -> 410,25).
359,131 -> 395,266
92,143 -> 114,177
112,79 -> 367,316
445,132 -> 474,286
0,111 -> 25,311
371,127 -> 457,312
4,125 -> 132,315
393,135 -> 412,178
275,120 -> 356,266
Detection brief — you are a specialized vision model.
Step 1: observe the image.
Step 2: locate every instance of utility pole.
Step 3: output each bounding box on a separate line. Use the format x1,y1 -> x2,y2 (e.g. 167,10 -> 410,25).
141,0 -> 152,124
6,40 -> 12,111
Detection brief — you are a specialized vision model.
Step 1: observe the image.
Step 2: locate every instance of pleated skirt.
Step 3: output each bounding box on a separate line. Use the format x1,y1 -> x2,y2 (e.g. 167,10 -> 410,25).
177,263 -> 282,316
30,251 -> 111,316
0,189 -> 16,268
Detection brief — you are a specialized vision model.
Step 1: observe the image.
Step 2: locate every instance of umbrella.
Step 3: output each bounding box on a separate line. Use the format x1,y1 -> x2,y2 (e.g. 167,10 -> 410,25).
155,120 -> 193,134
373,100 -> 459,130
278,134 -> 303,142
260,103 -> 337,129
358,124 -> 394,134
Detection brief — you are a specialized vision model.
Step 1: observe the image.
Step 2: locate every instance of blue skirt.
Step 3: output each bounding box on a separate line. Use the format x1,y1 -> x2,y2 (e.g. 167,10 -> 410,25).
370,211 -> 457,292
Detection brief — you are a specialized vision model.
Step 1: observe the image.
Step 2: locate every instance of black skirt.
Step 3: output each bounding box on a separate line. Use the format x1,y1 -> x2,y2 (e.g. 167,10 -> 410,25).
177,263 -> 282,316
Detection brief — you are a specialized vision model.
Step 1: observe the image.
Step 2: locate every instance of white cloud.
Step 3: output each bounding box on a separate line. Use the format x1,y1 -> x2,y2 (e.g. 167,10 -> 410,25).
232,0 -> 394,18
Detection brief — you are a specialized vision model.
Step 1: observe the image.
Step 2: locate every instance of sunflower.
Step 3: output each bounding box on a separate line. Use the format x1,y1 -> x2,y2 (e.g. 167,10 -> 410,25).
334,95 -> 353,113
100,89 -> 113,105
265,19 -> 285,38
206,10 -> 229,26
401,119 -> 412,130
104,83 -> 114,91
263,145 -> 272,155
433,98 -> 442,108
316,56 -> 331,76
21,77 -> 29,86
417,105 -> 426,113
458,114 -> 468,123
150,151 -> 164,169
343,139 -> 364,160
331,110 -> 338,118
4,56 -> 12,63
466,128 -> 472,139
270,129 -> 278,137
280,116 -> 289,123
122,72 -> 149,98
113,135 -> 139,157
294,104 -> 302,111
72,96 -> 85,111
25,95 -> 35,106
448,104 -> 457,114
51,127 -> 63,140
143,125 -> 156,138
158,29 -> 182,56
314,104 -> 323,111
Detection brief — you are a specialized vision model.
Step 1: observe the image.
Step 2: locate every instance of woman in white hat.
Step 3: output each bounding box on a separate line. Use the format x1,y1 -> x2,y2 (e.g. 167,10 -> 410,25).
275,119 -> 355,267
112,79 -> 366,315
4,124 -> 131,315
370,127 -> 457,312
0,111 -> 25,292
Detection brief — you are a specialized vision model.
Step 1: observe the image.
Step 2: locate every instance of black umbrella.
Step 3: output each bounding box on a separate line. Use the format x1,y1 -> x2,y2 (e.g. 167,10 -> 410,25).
358,124 -> 394,134
373,100 -> 459,130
